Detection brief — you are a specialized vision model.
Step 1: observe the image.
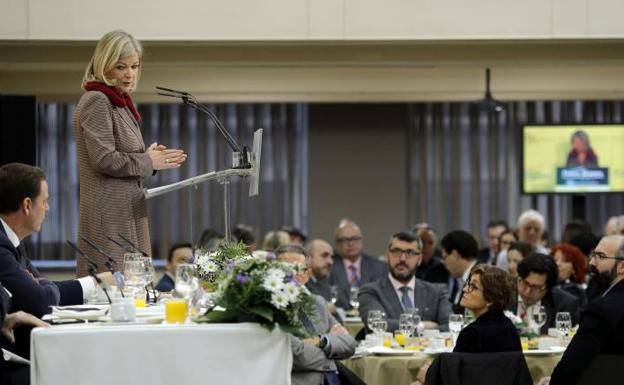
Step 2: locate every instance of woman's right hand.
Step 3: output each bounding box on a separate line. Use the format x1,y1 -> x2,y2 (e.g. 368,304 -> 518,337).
146,142 -> 187,170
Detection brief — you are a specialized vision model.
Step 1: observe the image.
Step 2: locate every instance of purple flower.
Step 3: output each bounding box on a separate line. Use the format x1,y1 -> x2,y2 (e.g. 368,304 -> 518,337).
225,261 -> 235,273
265,253 -> 276,261
284,271 -> 294,282
236,274 -> 250,284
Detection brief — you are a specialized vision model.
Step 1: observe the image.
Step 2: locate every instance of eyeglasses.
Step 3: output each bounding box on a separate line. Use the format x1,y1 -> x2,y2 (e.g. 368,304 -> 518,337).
589,251 -> 624,262
336,236 -> 362,244
388,248 -> 421,258
517,277 -> 546,293
463,281 -> 482,293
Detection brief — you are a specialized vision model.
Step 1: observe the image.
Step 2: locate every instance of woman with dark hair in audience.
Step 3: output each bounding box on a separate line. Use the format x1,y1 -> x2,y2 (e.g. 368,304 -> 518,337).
551,244 -> 586,304
414,265 -> 521,384
494,229 -> 518,268
507,242 -> 535,278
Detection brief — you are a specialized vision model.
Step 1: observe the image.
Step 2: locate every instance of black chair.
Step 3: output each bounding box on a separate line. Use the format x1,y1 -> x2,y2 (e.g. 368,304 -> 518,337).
576,355 -> 624,385
425,351 -> 532,385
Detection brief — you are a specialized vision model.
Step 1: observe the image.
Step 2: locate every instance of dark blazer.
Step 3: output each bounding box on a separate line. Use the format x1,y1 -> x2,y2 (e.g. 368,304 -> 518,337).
0,225 -> 82,317
512,287 -> 580,334
358,275 -> 452,332
0,284 -> 30,385
154,273 -> 175,292
305,277 -> 332,303
425,351 -> 532,385
557,281 -> 586,306
453,310 -> 522,353
477,248 -> 493,264
415,257 -> 450,285
550,279 -> 624,385
329,253 -> 387,310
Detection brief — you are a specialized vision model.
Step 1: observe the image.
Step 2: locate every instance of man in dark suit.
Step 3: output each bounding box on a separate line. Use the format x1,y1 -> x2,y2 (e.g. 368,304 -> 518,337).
276,245 -> 358,385
414,227 -> 449,285
0,164 -> 114,318
329,220 -> 387,310
478,220 -> 509,264
305,239 -> 334,302
514,253 -> 580,334
440,230 -> 480,314
1,283 -> 48,385
154,243 -> 192,292
359,231 -> 452,332
549,235 -> 624,385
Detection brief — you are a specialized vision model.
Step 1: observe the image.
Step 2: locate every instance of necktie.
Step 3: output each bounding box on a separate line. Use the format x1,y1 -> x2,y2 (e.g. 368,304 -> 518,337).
399,286 -> 413,310
347,265 -> 359,287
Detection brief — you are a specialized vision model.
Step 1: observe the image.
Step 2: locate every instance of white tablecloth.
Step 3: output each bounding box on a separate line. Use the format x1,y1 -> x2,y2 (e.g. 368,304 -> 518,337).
30,322 -> 292,385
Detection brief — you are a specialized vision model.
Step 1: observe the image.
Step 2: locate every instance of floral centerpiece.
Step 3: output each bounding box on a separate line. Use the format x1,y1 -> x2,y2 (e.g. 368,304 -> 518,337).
193,241 -> 250,292
195,244 -> 316,338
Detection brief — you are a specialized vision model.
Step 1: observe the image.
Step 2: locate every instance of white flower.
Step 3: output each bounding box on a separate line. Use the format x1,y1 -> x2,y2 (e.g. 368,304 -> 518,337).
262,275 -> 285,293
282,282 -> 301,302
271,291 -> 289,309
266,268 -> 285,281
251,250 -> 269,260
503,310 -> 524,325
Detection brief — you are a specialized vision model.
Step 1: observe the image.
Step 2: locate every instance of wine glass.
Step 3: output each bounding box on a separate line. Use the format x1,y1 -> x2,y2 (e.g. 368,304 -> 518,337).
123,258 -> 147,304
367,310 -> 386,325
175,263 -> 196,300
329,285 -> 338,305
399,313 -> 415,337
349,287 -> 360,313
531,305 -> 547,334
555,312 -> 572,342
142,256 -> 157,303
370,319 -> 388,337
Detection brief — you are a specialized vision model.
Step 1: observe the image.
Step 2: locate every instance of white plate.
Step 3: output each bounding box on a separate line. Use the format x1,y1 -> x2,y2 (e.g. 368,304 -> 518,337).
368,347 -> 416,356
523,346 -> 566,355
422,347 -> 453,354
344,316 -> 362,323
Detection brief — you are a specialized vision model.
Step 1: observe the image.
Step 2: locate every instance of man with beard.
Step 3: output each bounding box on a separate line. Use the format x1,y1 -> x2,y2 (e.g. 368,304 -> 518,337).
548,235 -> 624,385
358,231 -> 451,332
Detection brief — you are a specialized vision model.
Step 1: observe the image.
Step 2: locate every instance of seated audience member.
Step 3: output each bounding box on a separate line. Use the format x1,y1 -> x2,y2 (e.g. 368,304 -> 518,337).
414,226 -> 449,285
304,239 -> 334,302
198,228 -> 224,251
155,243 -> 192,292
546,235 -> 624,385
569,232 -> 601,301
262,230 -> 290,252
0,163 -> 113,318
232,224 -> 256,252
282,226 -> 307,246
415,265 -> 521,384
440,230 -> 479,314
478,220 -> 509,264
275,245 -> 357,385
1,283 -> 48,385
495,229 -> 518,269
514,253 -> 580,334
358,231 -> 451,332
551,244 -> 586,304
517,209 -> 548,253
560,219 -> 592,244
507,242 -> 535,278
330,220 -> 387,310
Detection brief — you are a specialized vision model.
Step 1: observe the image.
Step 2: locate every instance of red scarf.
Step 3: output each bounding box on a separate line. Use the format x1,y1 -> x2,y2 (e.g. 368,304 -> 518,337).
84,82 -> 141,122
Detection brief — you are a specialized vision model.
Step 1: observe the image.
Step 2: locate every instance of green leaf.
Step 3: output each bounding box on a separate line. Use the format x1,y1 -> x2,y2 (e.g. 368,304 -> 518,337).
248,306 -> 274,322
198,308 -> 237,323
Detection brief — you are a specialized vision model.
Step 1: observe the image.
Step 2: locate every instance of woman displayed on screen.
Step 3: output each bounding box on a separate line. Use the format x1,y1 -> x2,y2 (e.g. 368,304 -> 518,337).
565,130 -> 598,168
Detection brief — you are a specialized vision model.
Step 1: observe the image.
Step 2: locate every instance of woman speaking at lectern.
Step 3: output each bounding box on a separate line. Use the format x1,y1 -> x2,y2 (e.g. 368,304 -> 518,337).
73,30 -> 186,276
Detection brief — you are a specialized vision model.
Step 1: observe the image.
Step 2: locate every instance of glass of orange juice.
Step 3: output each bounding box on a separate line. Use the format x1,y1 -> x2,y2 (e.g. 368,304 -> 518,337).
165,299 -> 188,324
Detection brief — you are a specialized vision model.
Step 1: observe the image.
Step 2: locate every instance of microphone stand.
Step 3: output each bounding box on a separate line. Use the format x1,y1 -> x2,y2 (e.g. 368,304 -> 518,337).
149,86 -> 263,242
66,241 -> 112,305
81,237 -> 126,298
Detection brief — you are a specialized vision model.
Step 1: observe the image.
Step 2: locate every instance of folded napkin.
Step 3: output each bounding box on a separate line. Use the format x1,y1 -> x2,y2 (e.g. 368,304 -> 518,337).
3,348 -> 30,364
50,305 -> 109,319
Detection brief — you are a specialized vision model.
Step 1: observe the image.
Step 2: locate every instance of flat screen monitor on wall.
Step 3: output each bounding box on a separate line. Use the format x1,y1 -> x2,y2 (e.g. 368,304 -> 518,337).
522,124 -> 624,194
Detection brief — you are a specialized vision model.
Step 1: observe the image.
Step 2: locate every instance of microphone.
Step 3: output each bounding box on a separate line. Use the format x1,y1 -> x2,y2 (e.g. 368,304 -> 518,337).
117,233 -> 149,257
66,241 -> 112,304
81,237 -> 126,296
107,235 -> 134,253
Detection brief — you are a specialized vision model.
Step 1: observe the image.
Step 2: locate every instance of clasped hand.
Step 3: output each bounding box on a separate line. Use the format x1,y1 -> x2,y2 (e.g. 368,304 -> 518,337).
147,143 -> 187,170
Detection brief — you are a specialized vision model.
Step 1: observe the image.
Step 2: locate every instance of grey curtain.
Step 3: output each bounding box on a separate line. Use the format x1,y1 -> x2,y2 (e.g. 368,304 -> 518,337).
407,100 -> 624,245
32,102 -> 308,260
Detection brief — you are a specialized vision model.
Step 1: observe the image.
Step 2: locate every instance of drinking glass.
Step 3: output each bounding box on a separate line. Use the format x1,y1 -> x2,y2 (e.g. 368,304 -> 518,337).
531,305 -> 547,334
399,313 -> 415,337
143,256 -> 155,286
448,314 -> 464,333
349,287 -> 360,312
555,312 -> 572,335
330,285 -> 338,305
175,263 -> 196,300
370,319 -> 388,337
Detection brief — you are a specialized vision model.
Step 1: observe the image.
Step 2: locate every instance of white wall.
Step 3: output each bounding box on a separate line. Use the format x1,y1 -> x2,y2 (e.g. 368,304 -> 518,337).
3,0 -> 624,40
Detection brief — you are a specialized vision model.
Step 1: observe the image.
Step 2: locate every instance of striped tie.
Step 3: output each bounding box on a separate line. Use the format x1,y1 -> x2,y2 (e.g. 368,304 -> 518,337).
399,286 -> 413,310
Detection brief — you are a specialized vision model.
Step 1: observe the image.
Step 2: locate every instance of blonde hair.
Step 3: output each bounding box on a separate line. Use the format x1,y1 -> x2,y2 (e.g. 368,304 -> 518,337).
81,30 -> 143,90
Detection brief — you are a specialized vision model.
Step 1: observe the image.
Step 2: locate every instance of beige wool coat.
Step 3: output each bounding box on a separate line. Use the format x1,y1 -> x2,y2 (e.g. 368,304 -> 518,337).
72,91 -> 153,277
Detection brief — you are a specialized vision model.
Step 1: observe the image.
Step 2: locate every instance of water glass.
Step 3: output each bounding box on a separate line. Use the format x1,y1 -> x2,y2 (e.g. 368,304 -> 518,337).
531,305 -> 547,334
370,319 -> 388,337
175,263 -> 196,300
399,313 -> 415,337
349,287 -> 360,311
555,312 -> 572,345
449,314 -> 464,333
